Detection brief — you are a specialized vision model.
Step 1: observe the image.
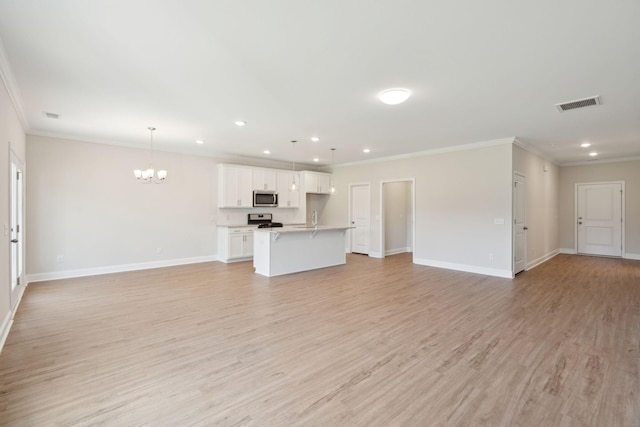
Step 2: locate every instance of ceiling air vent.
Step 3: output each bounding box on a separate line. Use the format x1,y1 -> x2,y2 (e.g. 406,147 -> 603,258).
555,96 -> 601,112
43,111 -> 60,119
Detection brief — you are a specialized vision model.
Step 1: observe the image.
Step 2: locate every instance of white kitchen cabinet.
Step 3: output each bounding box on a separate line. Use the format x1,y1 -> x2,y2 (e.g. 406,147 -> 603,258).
302,171 -> 332,194
218,226 -> 254,262
276,171 -> 299,208
253,169 -> 277,191
218,164 -> 253,208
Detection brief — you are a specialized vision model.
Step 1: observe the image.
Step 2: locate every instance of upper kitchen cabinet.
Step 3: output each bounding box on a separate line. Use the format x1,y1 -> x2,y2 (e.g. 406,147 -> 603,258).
218,164 -> 253,208
302,171 -> 332,194
253,168 -> 277,191
276,171 -> 299,208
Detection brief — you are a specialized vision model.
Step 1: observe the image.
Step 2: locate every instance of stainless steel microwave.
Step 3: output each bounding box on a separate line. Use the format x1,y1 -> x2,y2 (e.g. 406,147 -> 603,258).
253,190 -> 278,207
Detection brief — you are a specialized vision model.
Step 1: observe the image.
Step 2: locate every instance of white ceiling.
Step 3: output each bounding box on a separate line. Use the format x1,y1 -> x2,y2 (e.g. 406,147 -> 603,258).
0,0 -> 638,167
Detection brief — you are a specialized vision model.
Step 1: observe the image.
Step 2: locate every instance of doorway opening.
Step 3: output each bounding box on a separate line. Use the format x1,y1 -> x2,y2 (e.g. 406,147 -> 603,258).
380,179 -> 415,260
513,172 -> 527,275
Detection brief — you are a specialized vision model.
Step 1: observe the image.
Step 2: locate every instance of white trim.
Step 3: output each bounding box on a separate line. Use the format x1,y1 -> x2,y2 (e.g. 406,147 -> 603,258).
368,251 -> 384,259
414,257 -> 513,279
559,248 -> 577,254
336,137 -> 515,168
624,253 -> 640,261
0,38 -> 28,129
27,255 -> 218,283
560,156 -> 640,167
575,181 -> 625,257
513,139 -> 559,165
0,311 -> 13,354
385,247 -> 411,256
526,249 -> 559,270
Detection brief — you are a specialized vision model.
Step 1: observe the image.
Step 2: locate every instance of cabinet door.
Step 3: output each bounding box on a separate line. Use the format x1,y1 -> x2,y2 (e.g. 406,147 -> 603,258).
304,172 -> 318,193
219,165 -> 253,208
243,232 -> 254,256
229,232 -> 245,258
317,173 -> 332,194
277,172 -> 299,208
254,169 -> 277,191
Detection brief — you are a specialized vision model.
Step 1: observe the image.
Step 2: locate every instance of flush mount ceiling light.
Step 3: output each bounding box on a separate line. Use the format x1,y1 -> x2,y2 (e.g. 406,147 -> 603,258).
133,127 -> 167,184
195,139 -> 204,145
263,150 -> 271,155
311,136 -> 320,142
589,151 -> 598,157
234,121 -> 247,127
378,88 -> 411,105
313,158 -> 319,162
363,148 -> 371,153
580,142 -> 591,148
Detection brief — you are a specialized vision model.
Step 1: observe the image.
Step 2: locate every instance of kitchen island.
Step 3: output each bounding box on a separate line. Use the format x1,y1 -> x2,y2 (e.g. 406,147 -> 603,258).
253,226 -> 352,277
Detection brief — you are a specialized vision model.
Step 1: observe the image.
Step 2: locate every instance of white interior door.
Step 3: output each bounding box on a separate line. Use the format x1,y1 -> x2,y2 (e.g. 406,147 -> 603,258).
350,184 -> 370,254
513,173 -> 526,274
10,151 -> 25,308
577,182 -> 623,257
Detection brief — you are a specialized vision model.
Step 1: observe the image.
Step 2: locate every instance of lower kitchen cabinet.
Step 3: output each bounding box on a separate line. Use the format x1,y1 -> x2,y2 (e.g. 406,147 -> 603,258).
218,226 -> 254,262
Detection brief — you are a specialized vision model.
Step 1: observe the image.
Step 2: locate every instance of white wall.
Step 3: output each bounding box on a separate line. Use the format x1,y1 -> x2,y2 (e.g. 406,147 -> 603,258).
559,160 -> 640,258
325,142 -> 514,277
512,145 -> 560,268
0,77 -> 26,347
26,135 -> 219,280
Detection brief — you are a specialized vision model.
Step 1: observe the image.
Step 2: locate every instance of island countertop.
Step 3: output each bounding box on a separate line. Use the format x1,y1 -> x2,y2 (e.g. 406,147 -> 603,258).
253,225 -> 353,233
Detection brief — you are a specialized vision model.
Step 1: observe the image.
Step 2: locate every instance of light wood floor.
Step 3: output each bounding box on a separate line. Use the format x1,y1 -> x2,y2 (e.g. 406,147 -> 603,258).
1,254 -> 639,426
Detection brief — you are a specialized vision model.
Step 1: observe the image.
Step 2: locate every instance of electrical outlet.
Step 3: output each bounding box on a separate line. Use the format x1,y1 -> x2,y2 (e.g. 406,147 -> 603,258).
57,255 -> 64,263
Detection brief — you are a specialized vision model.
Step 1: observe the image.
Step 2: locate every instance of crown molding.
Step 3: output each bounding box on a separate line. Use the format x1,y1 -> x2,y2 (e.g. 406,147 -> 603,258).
559,156 -> 640,167
0,37 -> 29,129
334,136 -> 516,169
512,138 -> 559,166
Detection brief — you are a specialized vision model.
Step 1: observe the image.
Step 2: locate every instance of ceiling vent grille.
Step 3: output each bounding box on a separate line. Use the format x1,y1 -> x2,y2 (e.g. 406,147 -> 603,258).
43,111 -> 60,119
555,96 -> 601,112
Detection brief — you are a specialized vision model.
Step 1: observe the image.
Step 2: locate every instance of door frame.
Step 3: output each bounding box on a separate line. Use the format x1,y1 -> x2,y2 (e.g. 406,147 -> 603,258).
512,171 -> 526,274
380,178 -> 415,260
574,181 -> 625,256
9,147 -> 26,310
347,182 -> 371,254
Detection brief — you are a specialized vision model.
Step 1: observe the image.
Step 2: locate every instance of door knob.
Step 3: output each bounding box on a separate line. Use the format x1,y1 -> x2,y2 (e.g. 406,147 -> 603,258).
11,239 -> 18,243
523,226 -> 528,230
578,221 -> 582,225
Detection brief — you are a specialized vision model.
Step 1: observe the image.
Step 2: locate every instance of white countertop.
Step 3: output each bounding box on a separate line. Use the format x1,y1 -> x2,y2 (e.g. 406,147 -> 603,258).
253,225 -> 353,233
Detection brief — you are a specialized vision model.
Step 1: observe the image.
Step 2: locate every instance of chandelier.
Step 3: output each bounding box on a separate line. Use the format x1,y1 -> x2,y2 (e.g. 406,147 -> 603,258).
133,127 -> 167,184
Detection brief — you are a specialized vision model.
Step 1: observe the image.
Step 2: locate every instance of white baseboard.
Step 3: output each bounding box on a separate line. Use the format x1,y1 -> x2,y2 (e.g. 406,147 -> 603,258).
27,255 -> 218,283
526,249 -> 559,271
368,251 -> 383,259
559,248 -> 577,254
413,258 -> 513,279
624,253 -> 640,260
384,247 -> 411,256
0,311 -> 12,354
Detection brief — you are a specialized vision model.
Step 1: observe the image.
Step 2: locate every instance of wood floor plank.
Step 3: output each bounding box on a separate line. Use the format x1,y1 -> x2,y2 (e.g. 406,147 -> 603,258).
1,253 -> 639,426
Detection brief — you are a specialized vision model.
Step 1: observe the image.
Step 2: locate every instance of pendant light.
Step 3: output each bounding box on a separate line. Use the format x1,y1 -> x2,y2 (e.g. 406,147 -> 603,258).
290,140 -> 297,191
133,127 -> 167,184
330,148 -> 336,194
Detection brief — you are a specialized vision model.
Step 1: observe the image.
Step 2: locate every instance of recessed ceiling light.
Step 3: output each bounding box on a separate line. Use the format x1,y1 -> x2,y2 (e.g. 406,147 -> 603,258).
363,148 -> 371,153
589,151 -> 598,157
234,121 -> 247,127
313,157 -> 320,162
378,88 -> 411,105
195,140 -> 204,145
263,150 -> 271,155
311,136 -> 320,142
580,142 -> 591,148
